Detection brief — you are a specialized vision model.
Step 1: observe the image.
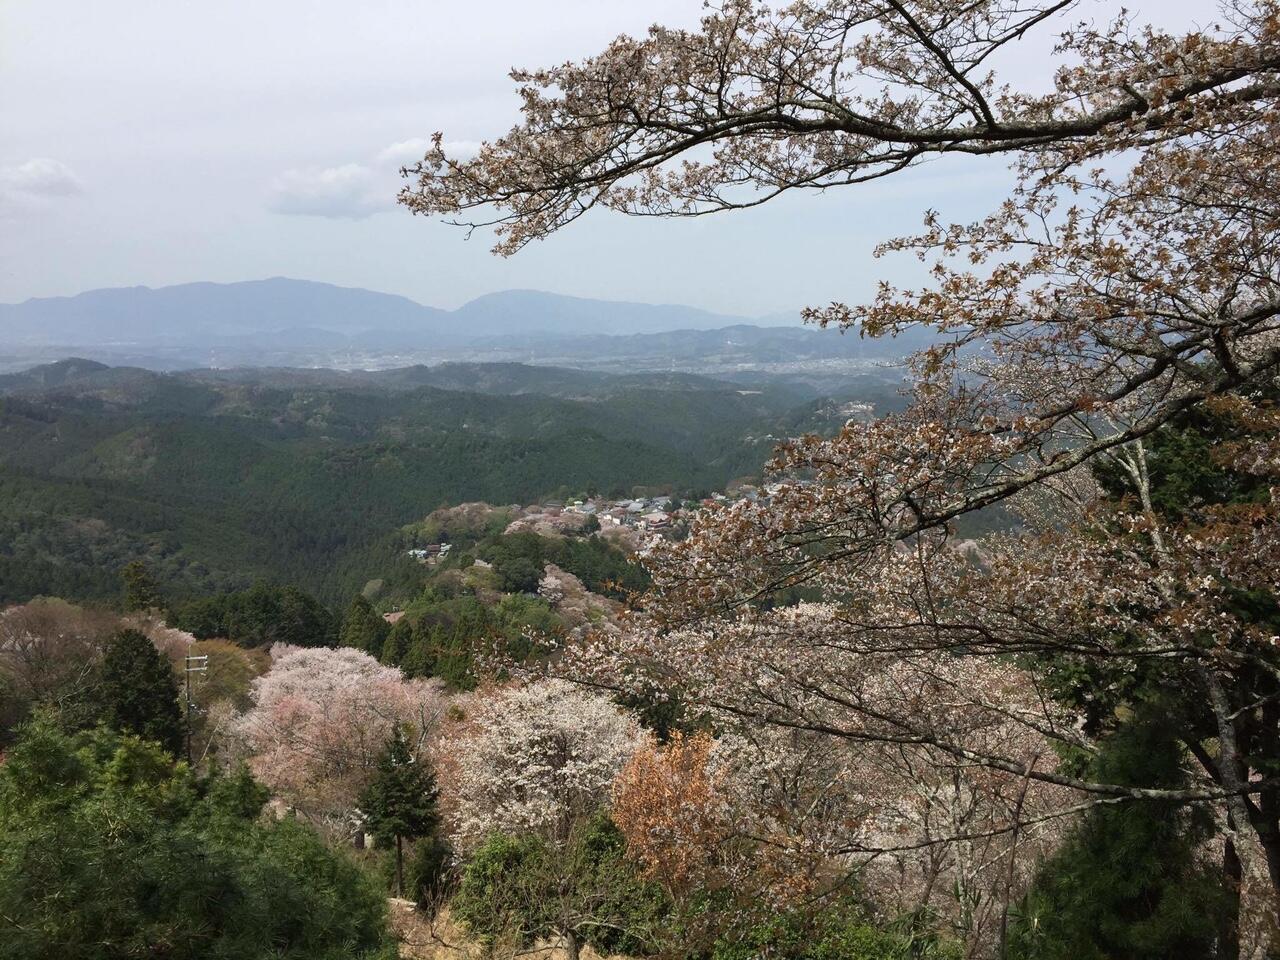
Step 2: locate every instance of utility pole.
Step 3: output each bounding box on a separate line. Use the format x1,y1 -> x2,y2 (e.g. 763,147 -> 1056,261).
183,652 -> 209,764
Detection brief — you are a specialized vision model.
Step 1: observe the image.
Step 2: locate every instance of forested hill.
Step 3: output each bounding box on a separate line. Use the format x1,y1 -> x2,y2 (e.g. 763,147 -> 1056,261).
0,360 -> 886,606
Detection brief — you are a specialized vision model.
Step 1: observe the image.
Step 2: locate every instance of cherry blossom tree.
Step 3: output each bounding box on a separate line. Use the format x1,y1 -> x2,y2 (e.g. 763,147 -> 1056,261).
232,645 -> 445,835
401,0 -> 1280,950
401,0 -> 1280,538
448,679 -> 645,850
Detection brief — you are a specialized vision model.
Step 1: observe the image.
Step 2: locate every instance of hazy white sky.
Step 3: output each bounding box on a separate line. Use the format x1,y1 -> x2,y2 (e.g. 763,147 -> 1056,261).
1,1 -> 1216,315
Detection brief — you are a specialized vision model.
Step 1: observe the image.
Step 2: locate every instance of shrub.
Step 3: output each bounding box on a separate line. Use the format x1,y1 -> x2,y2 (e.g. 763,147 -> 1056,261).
0,720 -> 396,960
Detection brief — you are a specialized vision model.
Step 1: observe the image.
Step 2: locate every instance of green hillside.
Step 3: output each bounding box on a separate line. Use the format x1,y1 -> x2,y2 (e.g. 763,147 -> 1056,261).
0,361 -> 867,606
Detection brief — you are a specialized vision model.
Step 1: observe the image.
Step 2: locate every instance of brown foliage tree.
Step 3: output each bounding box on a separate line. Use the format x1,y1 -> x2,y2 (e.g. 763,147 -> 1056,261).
0,600 -> 118,740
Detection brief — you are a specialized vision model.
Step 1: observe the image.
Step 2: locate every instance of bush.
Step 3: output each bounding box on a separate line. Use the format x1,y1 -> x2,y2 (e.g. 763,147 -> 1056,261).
708,900 -> 960,960
405,834 -> 456,910
453,814 -> 668,958
0,719 -> 396,960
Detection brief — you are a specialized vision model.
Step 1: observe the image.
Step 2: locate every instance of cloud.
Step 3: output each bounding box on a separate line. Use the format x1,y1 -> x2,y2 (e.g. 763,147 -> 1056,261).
270,139 -> 483,219
376,138 -> 433,167
377,138 -> 481,166
268,163 -> 387,219
0,158 -> 84,217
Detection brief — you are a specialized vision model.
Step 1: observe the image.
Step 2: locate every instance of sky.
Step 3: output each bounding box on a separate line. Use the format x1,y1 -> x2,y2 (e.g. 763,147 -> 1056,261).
1,0 -> 1215,316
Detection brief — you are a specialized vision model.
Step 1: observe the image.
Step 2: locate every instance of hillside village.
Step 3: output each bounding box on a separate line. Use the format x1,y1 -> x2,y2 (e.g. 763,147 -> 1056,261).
404,486 -> 774,565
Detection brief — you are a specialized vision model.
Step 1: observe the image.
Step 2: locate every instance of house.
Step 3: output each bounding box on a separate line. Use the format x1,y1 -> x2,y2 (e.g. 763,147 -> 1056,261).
407,542 -> 450,564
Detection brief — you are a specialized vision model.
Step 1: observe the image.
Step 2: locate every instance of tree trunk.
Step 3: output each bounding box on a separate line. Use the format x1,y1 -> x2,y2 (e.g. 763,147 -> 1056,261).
1204,667 -> 1280,956
563,929 -> 581,960
395,834 -> 404,899
1219,834 -> 1241,960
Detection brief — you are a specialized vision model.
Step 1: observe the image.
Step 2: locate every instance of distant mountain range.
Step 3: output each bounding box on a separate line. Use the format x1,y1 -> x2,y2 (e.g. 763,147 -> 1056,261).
0,278 -> 783,344
0,278 -> 944,375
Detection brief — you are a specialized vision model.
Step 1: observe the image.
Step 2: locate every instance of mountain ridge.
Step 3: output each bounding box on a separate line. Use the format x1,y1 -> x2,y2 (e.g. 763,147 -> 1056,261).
0,277 -> 800,344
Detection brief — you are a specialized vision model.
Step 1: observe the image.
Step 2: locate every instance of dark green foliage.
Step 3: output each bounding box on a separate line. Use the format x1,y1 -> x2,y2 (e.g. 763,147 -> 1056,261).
707,899 -> 959,960
359,726 -> 441,898
477,531 -> 648,599
120,559 -> 163,611
1036,402 -> 1280,738
394,591 -> 562,690
404,834 -> 455,910
1014,398 -> 1275,958
408,617 -> 474,690
0,720 -> 395,960
0,366 -> 845,606
1092,401 -> 1275,523
400,619 -> 439,680
617,687 -> 697,742
1004,408 -> 1263,960
453,813 -> 669,957
380,617 -> 411,665
98,628 -> 183,756
450,832 -> 544,944
170,581 -> 337,648
340,594 -> 389,657
205,762 -> 272,820
272,584 -> 339,646
1008,712 -> 1230,960
496,554 -> 543,593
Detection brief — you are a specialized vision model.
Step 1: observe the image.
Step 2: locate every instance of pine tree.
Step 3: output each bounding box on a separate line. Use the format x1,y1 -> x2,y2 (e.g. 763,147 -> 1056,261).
98,629 -> 183,756
399,633 -> 431,679
120,560 -> 163,612
380,618 -> 411,667
359,725 -> 440,898
339,595 -> 388,658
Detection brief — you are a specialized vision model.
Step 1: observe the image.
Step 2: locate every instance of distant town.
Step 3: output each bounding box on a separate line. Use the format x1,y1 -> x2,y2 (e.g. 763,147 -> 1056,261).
404,486 -> 778,564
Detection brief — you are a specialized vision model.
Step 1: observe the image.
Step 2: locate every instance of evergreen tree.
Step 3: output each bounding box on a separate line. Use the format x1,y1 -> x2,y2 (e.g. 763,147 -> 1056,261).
380,618 -> 411,667
339,595 -> 388,658
433,625 -> 475,690
98,628 -> 183,757
120,560 -> 163,612
275,585 -> 339,647
399,622 -> 436,679
358,725 -> 440,898
172,583 -> 337,648
1008,710 -> 1229,960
